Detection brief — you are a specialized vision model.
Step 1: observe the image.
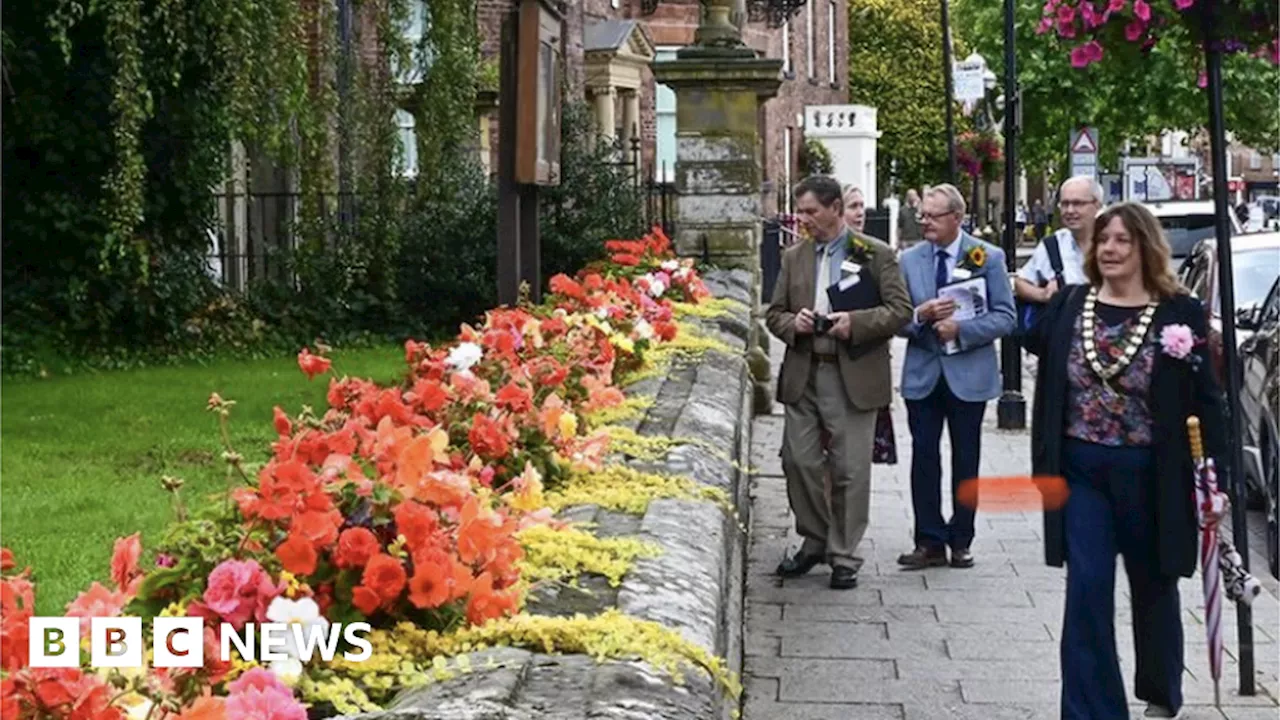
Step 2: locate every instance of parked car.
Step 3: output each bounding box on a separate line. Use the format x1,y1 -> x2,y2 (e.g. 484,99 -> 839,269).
1177,232 -> 1280,381
1238,276 -> 1280,579
1145,199 -> 1244,261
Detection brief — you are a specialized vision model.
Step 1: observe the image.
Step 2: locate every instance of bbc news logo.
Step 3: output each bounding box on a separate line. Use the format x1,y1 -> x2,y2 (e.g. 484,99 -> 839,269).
29,617 -> 373,668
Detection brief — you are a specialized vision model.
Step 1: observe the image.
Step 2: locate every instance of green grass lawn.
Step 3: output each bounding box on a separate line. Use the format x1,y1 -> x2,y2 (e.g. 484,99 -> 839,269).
2,345 -> 410,615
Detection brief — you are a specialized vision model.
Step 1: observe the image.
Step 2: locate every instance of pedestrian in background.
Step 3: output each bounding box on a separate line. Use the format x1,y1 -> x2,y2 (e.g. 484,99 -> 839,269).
1033,199 -> 1048,240
842,184 -> 899,466
898,188 -> 923,246
1023,201 -> 1229,719
895,184 -> 1016,570
1015,176 -> 1102,334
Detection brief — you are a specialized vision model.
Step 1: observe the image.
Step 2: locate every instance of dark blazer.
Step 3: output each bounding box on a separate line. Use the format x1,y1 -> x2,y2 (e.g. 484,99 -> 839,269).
1024,285 -> 1227,578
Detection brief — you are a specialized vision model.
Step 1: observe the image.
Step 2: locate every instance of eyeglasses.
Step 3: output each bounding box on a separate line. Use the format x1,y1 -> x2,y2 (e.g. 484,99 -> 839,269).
917,210 -> 957,222
1059,199 -> 1098,209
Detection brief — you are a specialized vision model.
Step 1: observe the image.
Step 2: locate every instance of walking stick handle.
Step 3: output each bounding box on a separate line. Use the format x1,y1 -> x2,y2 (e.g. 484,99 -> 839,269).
1187,416 -> 1204,462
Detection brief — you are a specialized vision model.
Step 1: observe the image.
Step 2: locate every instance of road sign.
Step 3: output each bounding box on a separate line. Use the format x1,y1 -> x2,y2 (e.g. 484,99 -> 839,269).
1069,127 -> 1099,179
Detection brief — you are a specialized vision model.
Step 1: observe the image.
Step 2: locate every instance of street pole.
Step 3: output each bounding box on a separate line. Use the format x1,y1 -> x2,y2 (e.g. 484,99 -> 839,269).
997,0 -> 1025,430
940,0 -> 957,184
1203,5 -> 1256,695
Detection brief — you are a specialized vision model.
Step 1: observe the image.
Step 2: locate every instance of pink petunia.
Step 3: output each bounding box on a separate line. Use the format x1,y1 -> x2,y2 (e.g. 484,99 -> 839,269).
1125,19 -> 1145,41
1173,0 -> 1195,9
1056,3 -> 1076,24
226,668 -> 307,720
1197,70 -> 1208,88
1037,15 -> 1055,34
201,559 -> 284,630
1133,0 -> 1151,21
1109,0 -> 1127,10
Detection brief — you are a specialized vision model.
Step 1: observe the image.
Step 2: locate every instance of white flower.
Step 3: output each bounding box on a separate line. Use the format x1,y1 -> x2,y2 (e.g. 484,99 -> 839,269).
270,656 -> 305,686
661,260 -> 679,272
445,342 -> 484,371
634,318 -> 654,340
595,307 -> 609,319
648,280 -> 666,297
122,696 -> 153,720
673,268 -> 690,281
265,596 -> 329,661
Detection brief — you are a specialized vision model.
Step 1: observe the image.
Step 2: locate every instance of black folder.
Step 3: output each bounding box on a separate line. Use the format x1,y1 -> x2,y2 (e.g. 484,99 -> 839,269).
825,267 -> 881,312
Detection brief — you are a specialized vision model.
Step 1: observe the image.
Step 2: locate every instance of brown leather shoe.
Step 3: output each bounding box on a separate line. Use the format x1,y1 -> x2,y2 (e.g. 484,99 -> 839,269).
897,546 -> 948,570
950,548 -> 975,569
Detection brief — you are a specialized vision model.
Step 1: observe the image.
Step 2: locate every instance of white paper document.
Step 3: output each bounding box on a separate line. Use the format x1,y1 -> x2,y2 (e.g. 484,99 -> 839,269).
937,277 -> 988,355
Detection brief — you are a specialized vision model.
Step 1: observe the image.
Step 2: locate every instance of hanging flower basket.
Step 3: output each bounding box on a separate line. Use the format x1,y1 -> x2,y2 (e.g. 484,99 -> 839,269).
956,130 -> 1004,183
1039,0 -> 1279,69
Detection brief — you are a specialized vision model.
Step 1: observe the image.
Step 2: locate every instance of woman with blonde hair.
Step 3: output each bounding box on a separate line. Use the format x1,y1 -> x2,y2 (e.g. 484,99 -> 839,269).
1024,202 -> 1228,719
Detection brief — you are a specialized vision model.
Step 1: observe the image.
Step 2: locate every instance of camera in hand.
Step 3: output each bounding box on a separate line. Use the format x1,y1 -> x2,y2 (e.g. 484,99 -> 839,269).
813,313 -> 833,336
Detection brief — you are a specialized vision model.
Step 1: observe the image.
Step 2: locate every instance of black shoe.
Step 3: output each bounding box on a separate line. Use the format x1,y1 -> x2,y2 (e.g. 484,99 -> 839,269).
830,566 -> 858,589
950,548 -> 975,569
897,546 -> 948,570
776,551 -> 824,577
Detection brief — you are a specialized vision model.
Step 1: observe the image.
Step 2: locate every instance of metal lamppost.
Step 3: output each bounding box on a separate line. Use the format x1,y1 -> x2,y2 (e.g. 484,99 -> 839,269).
996,0 -> 1025,430
941,0 -> 957,184
1201,0 -> 1256,695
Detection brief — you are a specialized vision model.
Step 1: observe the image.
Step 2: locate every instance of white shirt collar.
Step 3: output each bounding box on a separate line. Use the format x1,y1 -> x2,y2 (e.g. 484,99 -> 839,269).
935,233 -> 963,258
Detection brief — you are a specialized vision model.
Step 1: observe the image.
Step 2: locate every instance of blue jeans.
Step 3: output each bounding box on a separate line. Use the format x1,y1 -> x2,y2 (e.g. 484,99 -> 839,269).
1061,438 -> 1184,719
905,377 -> 985,551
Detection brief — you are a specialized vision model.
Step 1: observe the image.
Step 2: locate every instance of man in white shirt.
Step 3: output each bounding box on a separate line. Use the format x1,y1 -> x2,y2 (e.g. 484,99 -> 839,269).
1014,176 -> 1102,303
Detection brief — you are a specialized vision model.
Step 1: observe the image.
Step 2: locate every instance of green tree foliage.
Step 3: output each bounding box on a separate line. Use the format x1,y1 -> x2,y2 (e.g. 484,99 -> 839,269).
952,0 -> 1280,177
847,0 -> 967,195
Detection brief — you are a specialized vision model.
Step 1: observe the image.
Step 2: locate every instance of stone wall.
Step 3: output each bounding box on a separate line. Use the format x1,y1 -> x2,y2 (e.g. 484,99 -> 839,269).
335,268 -> 758,720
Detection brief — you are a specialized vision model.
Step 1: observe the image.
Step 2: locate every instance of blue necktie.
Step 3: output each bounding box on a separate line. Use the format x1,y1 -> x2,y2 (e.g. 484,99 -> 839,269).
935,249 -> 949,291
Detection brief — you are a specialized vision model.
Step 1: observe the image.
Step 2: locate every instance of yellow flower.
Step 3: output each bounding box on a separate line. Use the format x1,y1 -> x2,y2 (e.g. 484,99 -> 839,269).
968,245 -> 986,268
558,411 -> 579,439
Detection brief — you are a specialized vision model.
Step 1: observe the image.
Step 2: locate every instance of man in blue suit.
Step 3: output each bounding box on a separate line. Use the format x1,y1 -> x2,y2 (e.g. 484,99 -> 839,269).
896,184 -> 1016,569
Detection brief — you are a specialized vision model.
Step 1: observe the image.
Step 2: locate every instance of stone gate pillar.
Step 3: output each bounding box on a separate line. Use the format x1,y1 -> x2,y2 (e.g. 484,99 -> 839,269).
652,51 -> 782,280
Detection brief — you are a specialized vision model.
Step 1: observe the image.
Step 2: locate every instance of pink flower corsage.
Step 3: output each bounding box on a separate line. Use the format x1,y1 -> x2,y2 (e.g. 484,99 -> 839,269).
1159,323 -> 1202,368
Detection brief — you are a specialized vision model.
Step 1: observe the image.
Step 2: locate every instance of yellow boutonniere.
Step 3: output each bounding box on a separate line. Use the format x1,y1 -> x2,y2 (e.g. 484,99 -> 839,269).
846,234 -> 872,263
966,245 -> 986,269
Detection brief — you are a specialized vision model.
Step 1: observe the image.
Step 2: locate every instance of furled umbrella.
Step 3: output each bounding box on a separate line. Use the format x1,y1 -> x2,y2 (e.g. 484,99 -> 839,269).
1188,415 -> 1226,707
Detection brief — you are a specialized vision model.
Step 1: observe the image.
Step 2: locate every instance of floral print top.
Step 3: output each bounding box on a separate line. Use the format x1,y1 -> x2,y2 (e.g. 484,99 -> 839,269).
1065,304 -> 1157,447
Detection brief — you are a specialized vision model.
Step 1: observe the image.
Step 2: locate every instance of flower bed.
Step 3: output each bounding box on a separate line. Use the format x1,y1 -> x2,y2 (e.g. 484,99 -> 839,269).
1,229 -> 757,719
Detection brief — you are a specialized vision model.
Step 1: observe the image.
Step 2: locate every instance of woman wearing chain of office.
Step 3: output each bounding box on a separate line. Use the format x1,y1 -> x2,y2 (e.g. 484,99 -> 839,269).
1023,202 -> 1229,719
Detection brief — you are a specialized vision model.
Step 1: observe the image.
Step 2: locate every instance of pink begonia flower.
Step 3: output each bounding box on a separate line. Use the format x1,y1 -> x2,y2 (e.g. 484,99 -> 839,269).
1037,15 -> 1054,34
1125,19 -> 1146,41
226,668 -> 307,720
1109,0 -> 1127,11
1173,0 -> 1195,9
1133,0 -> 1151,22
1160,323 -> 1195,359
201,559 -> 285,630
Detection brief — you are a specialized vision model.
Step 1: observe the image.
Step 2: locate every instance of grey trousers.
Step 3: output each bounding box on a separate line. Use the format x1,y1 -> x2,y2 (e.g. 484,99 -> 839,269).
780,361 -> 876,569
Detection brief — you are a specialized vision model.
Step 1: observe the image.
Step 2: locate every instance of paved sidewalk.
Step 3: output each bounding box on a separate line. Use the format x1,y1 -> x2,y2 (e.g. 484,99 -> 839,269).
743,337 -> 1280,720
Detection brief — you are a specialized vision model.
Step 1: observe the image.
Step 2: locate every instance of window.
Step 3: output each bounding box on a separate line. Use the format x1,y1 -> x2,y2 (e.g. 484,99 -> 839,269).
806,2 -> 815,79
394,0 -> 432,85
827,0 -> 835,83
782,19 -> 791,75
1250,151 -> 1262,170
396,109 -> 418,177
654,47 -> 679,183
1272,153 -> 1280,169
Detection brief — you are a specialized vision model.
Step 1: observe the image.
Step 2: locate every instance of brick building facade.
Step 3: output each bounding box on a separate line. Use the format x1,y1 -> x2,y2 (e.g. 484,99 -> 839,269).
474,0 -> 848,216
